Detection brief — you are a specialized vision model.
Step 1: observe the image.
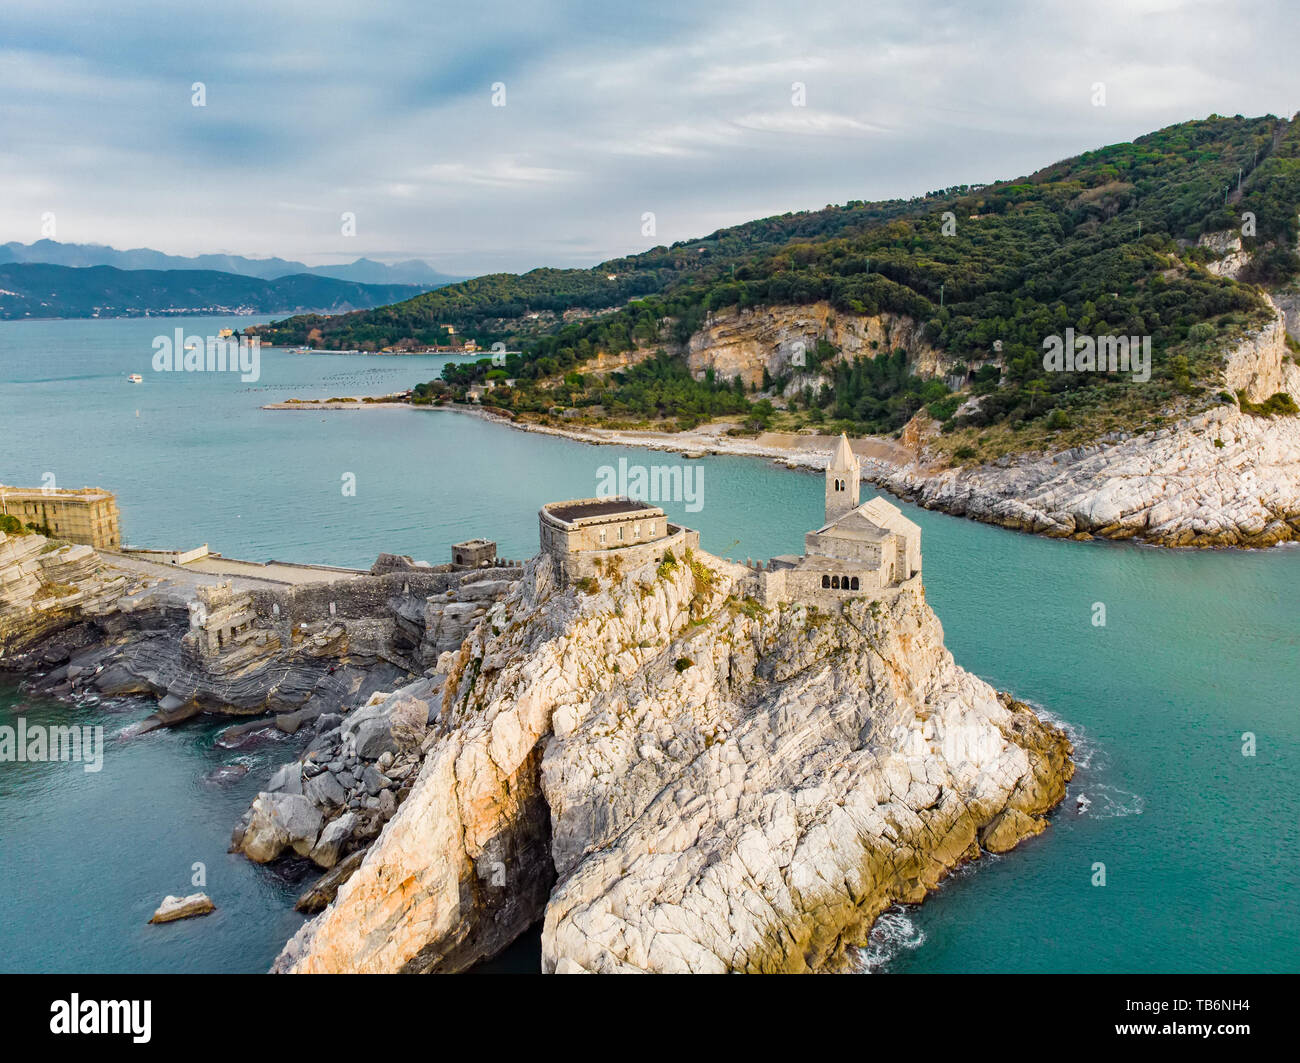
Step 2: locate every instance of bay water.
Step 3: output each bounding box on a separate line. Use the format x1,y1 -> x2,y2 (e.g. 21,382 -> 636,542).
1,315 -> 1296,972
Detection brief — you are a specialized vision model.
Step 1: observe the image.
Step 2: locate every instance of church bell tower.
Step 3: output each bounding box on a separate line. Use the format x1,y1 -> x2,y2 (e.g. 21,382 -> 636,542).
825,432 -> 860,524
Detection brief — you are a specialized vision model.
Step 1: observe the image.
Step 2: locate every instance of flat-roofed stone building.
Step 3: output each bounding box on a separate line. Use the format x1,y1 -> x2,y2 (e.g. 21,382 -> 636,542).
0,485 -> 121,549
539,497 -> 698,583
451,539 -> 497,567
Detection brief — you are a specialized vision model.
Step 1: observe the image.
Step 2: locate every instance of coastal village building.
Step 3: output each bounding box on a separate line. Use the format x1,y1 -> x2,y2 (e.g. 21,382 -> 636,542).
0,485 -> 121,549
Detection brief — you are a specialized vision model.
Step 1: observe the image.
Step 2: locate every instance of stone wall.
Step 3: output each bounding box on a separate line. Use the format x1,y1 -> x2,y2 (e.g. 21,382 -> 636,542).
558,525 -> 699,583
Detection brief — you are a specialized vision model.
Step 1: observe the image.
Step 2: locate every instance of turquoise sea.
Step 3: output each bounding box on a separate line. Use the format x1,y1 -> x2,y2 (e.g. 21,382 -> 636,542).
1,315 -> 1297,973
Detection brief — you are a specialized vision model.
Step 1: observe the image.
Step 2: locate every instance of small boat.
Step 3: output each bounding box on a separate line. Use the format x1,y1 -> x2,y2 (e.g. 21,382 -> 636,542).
184,341 -> 199,352
127,373 -> 143,383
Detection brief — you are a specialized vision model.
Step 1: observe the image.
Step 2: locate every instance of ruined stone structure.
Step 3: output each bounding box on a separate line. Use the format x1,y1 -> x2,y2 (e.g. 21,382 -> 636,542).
753,433 -> 921,609
0,485 -> 121,549
183,579 -> 277,672
539,497 -> 698,583
451,539 -> 497,567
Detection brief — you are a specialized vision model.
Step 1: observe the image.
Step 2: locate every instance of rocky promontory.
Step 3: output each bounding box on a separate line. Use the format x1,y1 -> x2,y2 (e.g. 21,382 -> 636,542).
274,545 -> 1073,974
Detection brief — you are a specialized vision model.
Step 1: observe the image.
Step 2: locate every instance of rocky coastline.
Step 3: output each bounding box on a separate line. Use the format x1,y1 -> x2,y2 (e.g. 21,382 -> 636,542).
417,300 -> 1300,549
1,512 -> 1074,973
265,300 -> 1300,547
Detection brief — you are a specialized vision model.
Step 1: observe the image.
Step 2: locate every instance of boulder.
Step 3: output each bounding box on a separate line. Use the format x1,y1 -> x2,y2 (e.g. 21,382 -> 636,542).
266,762 -> 303,796
305,771 -> 348,809
309,812 -> 360,869
238,792 -> 323,863
295,850 -> 367,913
149,892 -> 215,924
342,688 -> 430,760
980,808 -> 1047,853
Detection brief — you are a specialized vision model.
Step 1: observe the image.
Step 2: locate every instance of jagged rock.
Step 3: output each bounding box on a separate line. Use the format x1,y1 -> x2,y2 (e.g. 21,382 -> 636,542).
275,706 -> 321,734
980,808 -> 1047,853
871,298 -> 1300,548
266,762 -> 303,796
236,793 -> 323,863
360,766 -> 388,796
309,812 -> 360,869
149,892 -> 215,924
341,685 -> 431,760
315,713 -> 344,734
295,850 -> 367,913
305,771 -> 347,809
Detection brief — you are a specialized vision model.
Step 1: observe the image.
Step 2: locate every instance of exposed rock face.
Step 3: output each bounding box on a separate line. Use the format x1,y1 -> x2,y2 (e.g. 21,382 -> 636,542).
1,537 -> 522,726
686,302 -> 945,390
875,401 -> 1300,546
1221,296 -> 1294,402
0,532 -> 132,656
276,547 -> 1071,974
874,306 -> 1300,547
1197,231 -> 1250,279
848,298 -> 1300,547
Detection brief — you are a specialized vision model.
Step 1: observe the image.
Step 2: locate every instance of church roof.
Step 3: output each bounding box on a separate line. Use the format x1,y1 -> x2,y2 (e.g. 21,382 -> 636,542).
857,496 -> 921,537
830,432 -> 857,470
813,496 -> 920,540
811,510 -> 891,541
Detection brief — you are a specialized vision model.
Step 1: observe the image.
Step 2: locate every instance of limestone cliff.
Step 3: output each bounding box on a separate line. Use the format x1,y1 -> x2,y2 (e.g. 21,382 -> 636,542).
686,302 -> 946,390
276,547 -> 1072,974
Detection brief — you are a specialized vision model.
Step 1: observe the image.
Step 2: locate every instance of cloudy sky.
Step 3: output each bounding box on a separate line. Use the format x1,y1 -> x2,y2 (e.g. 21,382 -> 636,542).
1,0 -> 1296,276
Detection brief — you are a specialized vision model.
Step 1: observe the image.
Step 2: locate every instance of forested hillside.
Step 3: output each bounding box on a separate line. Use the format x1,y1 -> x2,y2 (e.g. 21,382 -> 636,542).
267,115 -> 1300,454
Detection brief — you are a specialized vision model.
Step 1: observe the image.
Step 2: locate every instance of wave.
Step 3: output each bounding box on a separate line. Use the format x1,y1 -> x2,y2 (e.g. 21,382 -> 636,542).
1073,783 -> 1145,820
852,909 -> 926,973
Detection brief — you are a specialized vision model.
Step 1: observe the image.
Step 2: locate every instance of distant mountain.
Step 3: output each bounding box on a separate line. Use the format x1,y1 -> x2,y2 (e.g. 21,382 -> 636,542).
0,262 -> 434,319
0,240 -> 461,287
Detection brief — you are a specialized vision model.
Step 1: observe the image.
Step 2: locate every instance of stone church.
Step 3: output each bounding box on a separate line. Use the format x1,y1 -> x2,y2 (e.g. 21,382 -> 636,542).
757,434 -> 921,606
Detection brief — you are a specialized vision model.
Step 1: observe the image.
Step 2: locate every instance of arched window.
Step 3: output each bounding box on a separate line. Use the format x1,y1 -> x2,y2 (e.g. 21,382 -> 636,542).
850,576 -> 860,590
821,574 -> 830,588
831,575 -> 840,589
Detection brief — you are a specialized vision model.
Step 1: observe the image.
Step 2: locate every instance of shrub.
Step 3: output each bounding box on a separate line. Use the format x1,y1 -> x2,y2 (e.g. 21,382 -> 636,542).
674,657 -> 693,672
1237,391 -> 1300,417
